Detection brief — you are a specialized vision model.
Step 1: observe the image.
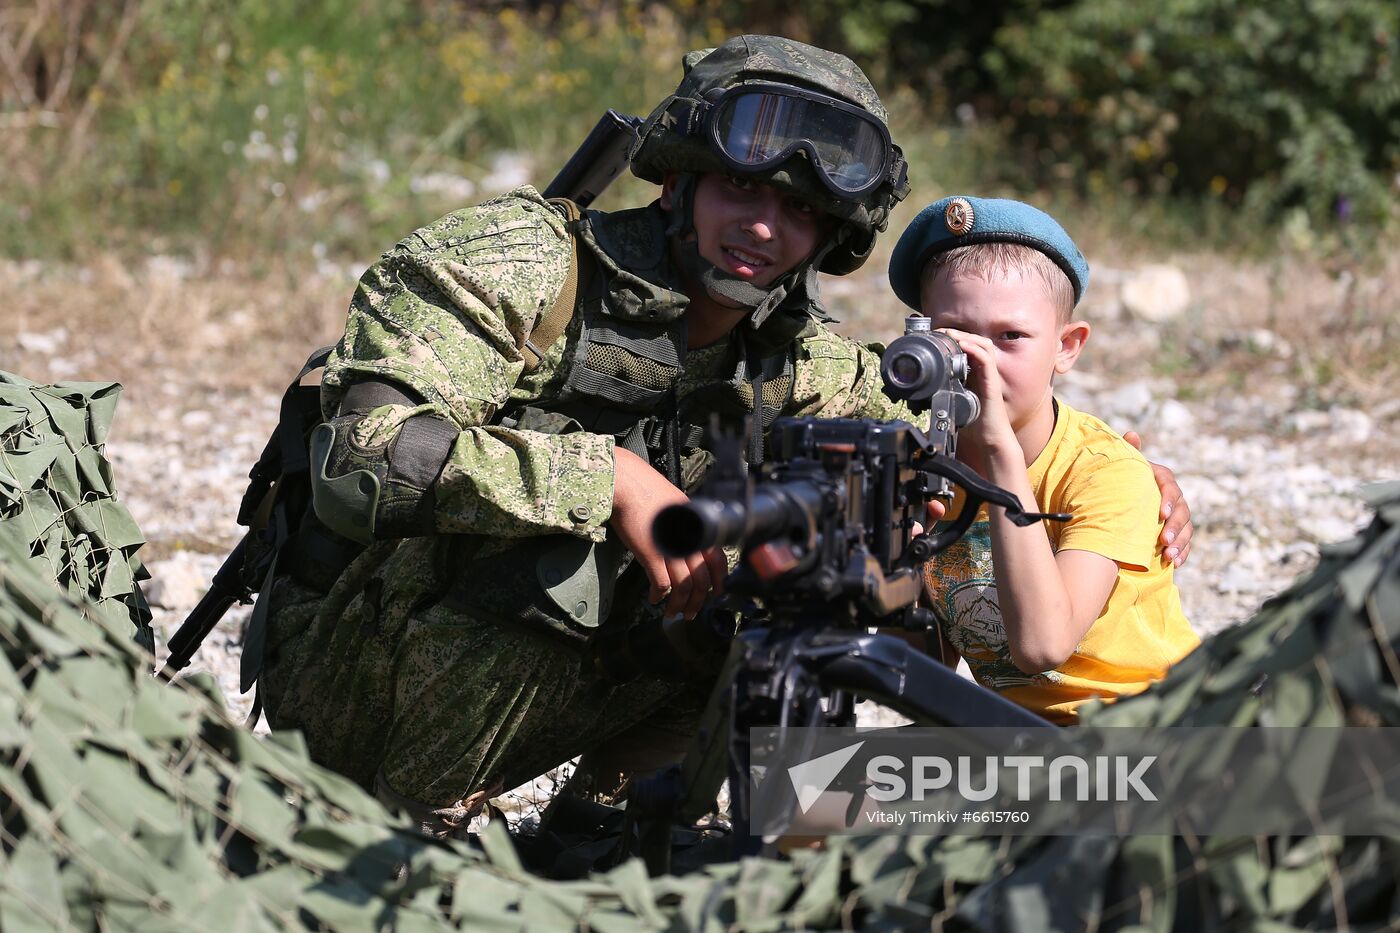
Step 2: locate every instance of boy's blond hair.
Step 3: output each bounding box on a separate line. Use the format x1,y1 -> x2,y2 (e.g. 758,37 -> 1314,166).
920,242 -> 1076,324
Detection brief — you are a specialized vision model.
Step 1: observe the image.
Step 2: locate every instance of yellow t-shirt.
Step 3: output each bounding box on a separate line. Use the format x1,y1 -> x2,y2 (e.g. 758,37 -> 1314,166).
923,399 -> 1199,724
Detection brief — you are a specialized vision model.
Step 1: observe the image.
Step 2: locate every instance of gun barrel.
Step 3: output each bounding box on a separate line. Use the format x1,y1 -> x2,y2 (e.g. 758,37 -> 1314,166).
159,536 -> 250,678
543,109 -> 642,208
653,482 -> 826,557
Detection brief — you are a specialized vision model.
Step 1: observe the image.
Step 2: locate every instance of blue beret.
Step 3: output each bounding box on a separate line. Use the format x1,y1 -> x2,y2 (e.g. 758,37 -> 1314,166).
888,196 -> 1090,310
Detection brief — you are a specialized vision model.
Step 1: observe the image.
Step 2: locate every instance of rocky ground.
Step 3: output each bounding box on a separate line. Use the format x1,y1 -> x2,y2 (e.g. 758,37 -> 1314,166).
3,241 -> 1396,818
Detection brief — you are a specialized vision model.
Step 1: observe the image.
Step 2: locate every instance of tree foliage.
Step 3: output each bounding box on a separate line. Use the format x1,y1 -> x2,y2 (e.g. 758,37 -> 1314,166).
986,0 -> 1400,223
710,0 -> 1399,227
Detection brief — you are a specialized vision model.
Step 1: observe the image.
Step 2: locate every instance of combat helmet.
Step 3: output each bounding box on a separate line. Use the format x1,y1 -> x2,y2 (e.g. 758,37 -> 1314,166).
631,35 -> 910,295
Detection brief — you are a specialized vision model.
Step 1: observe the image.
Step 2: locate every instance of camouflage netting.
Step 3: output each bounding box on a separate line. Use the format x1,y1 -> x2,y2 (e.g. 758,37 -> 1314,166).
790,479 -> 1400,932
0,532 -> 661,929
0,373 -> 152,652
0,375 -> 1397,929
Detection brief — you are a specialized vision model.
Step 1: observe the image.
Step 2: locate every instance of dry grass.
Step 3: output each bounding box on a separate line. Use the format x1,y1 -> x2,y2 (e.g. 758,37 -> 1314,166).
4,238 -> 1398,432
2,257 -> 351,440
1175,248 -> 1400,411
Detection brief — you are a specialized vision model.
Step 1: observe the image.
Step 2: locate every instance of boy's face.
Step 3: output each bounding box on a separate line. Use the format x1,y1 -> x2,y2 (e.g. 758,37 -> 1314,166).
661,172 -> 826,300
920,267 -> 1084,434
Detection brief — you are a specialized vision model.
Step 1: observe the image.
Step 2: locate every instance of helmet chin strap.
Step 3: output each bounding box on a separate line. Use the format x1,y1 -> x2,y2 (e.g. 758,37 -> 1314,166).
665,173 -> 830,328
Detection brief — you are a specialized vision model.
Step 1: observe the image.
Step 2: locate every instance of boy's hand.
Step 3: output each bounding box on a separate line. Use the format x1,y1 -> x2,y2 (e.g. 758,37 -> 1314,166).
937,328 -> 1017,453
1123,431 -> 1194,567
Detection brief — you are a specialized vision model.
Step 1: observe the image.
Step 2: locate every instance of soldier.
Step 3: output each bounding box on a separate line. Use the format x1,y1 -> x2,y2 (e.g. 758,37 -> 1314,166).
254,36 -> 1194,835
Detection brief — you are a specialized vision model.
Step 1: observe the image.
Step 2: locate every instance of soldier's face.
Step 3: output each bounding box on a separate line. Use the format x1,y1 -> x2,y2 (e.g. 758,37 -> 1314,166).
662,173 -> 825,291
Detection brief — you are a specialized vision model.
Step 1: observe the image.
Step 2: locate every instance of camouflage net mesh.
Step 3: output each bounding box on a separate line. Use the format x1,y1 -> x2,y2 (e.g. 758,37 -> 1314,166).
0,374 -> 151,652
1,370 -> 1397,929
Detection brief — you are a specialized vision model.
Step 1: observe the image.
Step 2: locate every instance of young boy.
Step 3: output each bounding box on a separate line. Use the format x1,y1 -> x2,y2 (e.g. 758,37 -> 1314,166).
887,196 -> 1199,724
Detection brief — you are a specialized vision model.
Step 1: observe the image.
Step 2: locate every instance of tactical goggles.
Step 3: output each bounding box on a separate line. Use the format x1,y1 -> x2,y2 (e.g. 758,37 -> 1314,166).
686,84 -> 905,200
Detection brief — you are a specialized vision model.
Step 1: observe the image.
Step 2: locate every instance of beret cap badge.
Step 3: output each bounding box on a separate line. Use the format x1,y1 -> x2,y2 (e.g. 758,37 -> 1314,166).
944,197 -> 975,236
888,194 -> 1089,310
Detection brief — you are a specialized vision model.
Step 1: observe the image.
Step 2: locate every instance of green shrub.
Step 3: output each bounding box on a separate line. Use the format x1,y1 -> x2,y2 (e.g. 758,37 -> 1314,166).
984,0 -> 1400,226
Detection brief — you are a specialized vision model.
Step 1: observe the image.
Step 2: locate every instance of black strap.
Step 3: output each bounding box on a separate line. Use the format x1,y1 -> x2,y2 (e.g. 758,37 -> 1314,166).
236,347 -> 333,527
278,347 -> 335,479
341,379 -> 423,414
239,346 -> 334,692
665,391 -> 681,488
748,367 -> 766,466
387,414 -> 458,491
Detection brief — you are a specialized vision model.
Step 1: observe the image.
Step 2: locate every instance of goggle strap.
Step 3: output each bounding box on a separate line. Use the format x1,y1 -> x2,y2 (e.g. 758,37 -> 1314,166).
891,158 -> 910,198
669,98 -> 708,138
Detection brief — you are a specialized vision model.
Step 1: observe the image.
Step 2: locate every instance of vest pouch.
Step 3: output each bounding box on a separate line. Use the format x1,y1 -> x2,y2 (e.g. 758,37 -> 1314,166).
538,535 -> 622,635
443,534 -> 623,645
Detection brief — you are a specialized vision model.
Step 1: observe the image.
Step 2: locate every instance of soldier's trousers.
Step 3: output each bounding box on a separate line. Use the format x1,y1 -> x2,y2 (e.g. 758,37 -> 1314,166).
258,538 -> 705,809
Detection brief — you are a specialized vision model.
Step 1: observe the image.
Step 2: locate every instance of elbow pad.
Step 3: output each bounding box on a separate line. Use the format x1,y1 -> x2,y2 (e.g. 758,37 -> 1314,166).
309,408 -> 458,544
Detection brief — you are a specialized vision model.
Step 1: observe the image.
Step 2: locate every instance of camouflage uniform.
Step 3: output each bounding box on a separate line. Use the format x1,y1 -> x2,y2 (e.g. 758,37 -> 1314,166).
259,185 -> 911,812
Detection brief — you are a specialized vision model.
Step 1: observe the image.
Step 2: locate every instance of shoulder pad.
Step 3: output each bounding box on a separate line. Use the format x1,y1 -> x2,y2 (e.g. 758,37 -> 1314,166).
394,186 -> 568,257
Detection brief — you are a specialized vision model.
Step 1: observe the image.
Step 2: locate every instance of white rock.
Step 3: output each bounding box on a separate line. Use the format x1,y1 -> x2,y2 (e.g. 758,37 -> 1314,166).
481,152 -> 534,194
145,255 -> 195,282
146,551 -> 221,611
1307,514 -> 1362,547
1153,399 -> 1196,434
1285,410 -> 1330,436
410,172 -> 477,202
1121,264 -> 1191,323
1329,408 -> 1373,444
1246,328 -> 1292,358
1101,380 -> 1156,422
1215,563 -> 1262,594
0,259 -> 45,282
1286,407 -> 1372,445
17,328 -> 68,354
1368,396 -> 1400,422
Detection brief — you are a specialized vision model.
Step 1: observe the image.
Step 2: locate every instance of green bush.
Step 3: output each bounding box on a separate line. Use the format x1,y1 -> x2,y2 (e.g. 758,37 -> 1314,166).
984,0 -> 1400,226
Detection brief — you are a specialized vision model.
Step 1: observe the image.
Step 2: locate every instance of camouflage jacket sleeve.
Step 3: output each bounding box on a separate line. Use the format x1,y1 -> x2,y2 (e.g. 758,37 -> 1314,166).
787,320 -> 916,422
321,186 -> 614,541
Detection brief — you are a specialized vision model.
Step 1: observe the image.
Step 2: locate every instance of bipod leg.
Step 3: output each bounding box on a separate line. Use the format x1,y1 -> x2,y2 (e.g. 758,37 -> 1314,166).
611,765 -> 686,876
626,638 -> 750,876
729,628 -> 830,857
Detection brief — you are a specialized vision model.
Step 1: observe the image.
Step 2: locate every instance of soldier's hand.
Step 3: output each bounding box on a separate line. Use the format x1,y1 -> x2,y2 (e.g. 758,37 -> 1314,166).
610,447 -> 727,620
1124,431 -> 1194,567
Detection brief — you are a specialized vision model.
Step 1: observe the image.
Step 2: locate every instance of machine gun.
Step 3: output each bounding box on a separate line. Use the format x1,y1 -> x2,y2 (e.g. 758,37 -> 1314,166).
608,315 -> 1069,873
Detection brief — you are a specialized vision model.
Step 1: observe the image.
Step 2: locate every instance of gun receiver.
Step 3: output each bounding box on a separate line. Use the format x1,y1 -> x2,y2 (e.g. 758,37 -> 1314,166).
654,416 -> 1069,631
